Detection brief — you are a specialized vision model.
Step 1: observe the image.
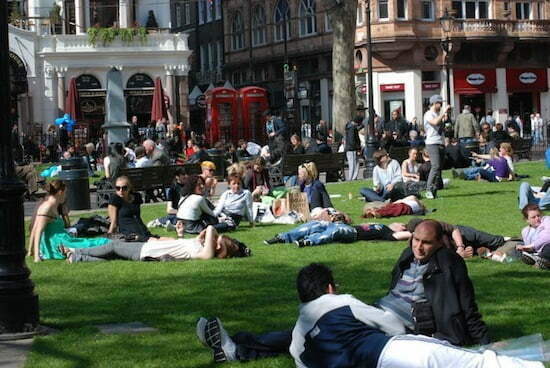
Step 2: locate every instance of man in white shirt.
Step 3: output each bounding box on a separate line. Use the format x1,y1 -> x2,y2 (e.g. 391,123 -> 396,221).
423,95 -> 451,199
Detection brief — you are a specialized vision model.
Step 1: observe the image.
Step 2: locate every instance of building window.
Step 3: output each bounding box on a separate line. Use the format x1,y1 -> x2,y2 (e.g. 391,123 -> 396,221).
200,44 -> 209,71
231,11 -> 245,50
536,2 -> 543,19
217,41 -> 223,69
210,43 -> 218,70
420,0 -> 434,20
299,0 -> 316,36
215,0 -> 222,20
452,0 -> 488,19
206,0 -> 213,22
397,0 -> 407,19
516,2 -> 531,19
198,0 -> 206,24
252,6 -> 267,46
274,0 -> 291,41
357,2 -> 365,24
378,0 -> 389,20
89,0 -> 119,28
325,13 -> 333,31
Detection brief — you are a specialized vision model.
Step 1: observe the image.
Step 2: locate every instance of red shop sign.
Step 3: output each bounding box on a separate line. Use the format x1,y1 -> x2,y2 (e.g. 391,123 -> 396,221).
453,69 -> 497,94
380,83 -> 405,92
422,82 -> 441,90
506,68 -> 548,92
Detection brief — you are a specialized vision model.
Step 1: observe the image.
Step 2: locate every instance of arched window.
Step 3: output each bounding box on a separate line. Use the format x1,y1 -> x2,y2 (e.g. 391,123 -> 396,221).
231,11 -> 245,50
75,74 -> 102,90
126,73 -> 154,89
299,0 -> 316,36
274,0 -> 291,42
252,6 -> 267,46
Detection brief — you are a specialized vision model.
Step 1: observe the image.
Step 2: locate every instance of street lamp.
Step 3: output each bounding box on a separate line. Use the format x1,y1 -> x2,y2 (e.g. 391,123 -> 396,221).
364,0 -> 378,178
0,1 -> 40,337
439,8 -> 454,105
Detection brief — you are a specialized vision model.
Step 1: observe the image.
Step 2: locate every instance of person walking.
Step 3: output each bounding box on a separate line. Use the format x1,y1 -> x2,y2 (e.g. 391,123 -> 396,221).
345,119 -> 362,181
454,105 -> 479,144
424,95 -> 450,199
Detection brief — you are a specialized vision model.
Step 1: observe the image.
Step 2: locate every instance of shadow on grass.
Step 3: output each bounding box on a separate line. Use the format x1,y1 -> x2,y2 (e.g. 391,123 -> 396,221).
442,190 -> 516,198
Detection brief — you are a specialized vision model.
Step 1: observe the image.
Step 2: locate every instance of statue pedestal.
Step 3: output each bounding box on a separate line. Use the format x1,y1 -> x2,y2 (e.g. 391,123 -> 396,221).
102,122 -> 130,145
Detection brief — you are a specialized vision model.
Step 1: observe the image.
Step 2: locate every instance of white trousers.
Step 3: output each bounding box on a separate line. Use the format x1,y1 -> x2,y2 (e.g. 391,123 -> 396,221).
377,335 -> 543,368
346,151 -> 359,181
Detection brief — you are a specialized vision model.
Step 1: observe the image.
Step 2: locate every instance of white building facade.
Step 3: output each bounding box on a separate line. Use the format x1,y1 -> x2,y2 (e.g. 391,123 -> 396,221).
8,0 -> 191,143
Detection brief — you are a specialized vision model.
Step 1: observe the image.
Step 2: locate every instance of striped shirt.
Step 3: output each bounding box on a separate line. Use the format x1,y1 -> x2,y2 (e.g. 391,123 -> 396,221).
377,260 -> 429,329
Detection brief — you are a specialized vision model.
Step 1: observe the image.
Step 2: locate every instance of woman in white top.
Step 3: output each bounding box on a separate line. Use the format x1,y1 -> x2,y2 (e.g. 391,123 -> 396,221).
359,149 -> 403,202
176,175 -> 220,234
61,224 -> 251,263
401,147 -> 420,182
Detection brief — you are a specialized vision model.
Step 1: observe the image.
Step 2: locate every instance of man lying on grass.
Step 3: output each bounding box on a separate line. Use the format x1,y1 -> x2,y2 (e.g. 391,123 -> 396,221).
199,262 -> 543,367
198,220 -> 492,363
60,224 -> 250,263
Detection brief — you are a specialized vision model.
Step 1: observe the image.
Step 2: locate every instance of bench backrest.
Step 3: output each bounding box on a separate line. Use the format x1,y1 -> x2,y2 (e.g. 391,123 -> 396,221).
281,153 -> 345,176
119,164 -> 201,191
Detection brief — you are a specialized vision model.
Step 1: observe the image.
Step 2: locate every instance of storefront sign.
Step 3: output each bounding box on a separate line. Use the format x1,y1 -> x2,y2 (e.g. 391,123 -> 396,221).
380,84 -> 405,92
453,69 -> 497,94
506,69 -> 548,92
422,82 -> 440,90
466,74 -> 485,85
76,74 -> 102,90
125,89 -> 153,96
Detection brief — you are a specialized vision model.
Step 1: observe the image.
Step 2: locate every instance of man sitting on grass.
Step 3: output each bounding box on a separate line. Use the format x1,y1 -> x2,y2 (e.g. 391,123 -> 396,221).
197,220 -> 491,363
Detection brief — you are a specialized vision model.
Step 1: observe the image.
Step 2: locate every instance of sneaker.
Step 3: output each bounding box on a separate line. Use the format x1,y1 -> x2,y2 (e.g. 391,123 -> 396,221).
534,257 -> 550,270
424,191 -> 435,199
541,176 -> 550,182
203,317 -> 237,363
521,252 -> 537,266
165,222 -> 176,231
295,239 -> 312,248
264,235 -> 283,245
147,219 -> 162,228
196,317 -> 208,346
503,236 -> 511,242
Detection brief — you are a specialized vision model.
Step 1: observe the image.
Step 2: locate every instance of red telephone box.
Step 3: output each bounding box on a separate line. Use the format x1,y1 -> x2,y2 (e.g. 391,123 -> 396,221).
239,86 -> 269,145
205,87 -> 239,145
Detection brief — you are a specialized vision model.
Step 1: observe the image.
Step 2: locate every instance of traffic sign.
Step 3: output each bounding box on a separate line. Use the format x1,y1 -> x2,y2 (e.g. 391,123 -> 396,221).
196,94 -> 206,108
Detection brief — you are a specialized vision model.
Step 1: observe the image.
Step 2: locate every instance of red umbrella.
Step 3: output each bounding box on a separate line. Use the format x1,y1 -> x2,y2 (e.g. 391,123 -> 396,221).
151,77 -> 167,121
64,77 -> 81,120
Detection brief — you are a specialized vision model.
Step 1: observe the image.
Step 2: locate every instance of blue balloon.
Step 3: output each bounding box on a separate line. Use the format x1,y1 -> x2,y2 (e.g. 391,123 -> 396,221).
54,113 -> 76,132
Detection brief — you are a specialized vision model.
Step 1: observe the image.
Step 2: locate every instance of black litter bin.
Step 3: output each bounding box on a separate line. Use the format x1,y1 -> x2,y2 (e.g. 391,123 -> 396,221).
59,157 -> 91,210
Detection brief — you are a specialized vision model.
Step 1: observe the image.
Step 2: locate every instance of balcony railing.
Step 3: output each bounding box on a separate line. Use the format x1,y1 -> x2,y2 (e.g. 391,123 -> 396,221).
195,69 -> 223,84
451,19 -> 550,37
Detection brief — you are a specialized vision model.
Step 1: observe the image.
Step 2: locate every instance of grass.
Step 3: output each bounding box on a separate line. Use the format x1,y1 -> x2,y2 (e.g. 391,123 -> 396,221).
24,161 -> 550,367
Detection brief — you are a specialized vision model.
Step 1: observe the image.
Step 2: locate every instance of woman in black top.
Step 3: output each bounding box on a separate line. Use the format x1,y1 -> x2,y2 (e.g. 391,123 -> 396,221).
108,176 -> 157,242
289,134 -> 306,155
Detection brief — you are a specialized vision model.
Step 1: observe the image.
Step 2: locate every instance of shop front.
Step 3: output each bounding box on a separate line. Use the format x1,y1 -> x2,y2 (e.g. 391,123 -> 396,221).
453,69 -> 497,118
380,83 -> 405,119
506,68 -> 548,133
125,73 -> 154,126
76,74 -> 105,142
422,82 -> 441,112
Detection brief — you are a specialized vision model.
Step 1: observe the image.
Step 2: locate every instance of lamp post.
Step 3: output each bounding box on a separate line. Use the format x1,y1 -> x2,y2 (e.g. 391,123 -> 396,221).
364,0 -> 378,178
0,1 -> 40,337
439,8 -> 454,106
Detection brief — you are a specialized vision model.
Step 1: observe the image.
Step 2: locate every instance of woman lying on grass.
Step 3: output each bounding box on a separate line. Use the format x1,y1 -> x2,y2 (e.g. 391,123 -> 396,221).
362,195 -> 426,218
60,224 -> 251,263
264,213 -> 410,247
28,180 -> 110,262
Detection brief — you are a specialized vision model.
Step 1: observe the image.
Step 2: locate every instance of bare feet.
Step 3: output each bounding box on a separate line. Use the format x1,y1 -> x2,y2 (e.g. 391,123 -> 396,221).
59,245 -> 75,264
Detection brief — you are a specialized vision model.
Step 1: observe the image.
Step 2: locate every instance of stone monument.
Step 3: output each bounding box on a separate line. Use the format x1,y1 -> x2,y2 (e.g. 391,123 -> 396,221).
102,67 -> 130,144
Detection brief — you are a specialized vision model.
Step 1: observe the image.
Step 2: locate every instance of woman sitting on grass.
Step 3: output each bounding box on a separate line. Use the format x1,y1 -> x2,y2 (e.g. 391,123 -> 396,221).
516,204 -> 550,270
176,175 -> 222,234
299,161 -> 333,210
360,149 -> 403,202
213,174 -> 254,230
244,157 -> 271,201
362,195 -> 426,218
454,147 -> 512,182
108,176 -> 163,242
61,224 -> 250,263
28,180 -> 110,262
401,147 -> 421,183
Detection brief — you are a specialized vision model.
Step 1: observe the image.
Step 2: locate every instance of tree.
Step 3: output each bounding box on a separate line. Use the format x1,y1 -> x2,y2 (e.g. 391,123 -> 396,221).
321,0 -> 358,139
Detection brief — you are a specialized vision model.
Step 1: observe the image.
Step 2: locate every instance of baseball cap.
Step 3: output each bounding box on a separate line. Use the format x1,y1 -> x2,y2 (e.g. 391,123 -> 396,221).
429,95 -> 444,105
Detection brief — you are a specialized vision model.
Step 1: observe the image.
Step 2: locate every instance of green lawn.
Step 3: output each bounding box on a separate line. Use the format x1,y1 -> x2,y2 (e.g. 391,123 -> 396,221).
25,161 -> 550,367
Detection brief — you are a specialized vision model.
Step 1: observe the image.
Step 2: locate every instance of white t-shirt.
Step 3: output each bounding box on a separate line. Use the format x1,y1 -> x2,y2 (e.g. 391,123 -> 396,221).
139,238 -> 203,260
176,194 -> 215,220
136,156 -> 153,168
400,198 -> 422,214
423,110 -> 444,145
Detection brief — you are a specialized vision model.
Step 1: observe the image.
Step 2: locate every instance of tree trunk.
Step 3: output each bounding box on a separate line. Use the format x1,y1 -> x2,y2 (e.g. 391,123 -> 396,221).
322,0 -> 358,140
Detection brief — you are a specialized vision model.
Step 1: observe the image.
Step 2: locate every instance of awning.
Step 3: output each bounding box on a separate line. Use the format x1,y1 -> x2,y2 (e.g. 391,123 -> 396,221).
453,69 -> 497,94
506,68 -> 548,93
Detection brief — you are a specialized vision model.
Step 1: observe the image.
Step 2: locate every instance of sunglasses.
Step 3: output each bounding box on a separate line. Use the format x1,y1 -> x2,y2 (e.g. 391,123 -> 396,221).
115,185 -> 129,191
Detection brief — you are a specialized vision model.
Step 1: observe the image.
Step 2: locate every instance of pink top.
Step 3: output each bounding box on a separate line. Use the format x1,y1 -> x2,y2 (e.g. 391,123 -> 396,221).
521,216 -> 550,253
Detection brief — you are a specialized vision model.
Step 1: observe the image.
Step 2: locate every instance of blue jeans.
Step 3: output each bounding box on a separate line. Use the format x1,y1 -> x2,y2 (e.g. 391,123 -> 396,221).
478,169 -> 497,182
463,167 -> 481,180
360,187 -> 389,202
518,182 -> 550,210
279,221 -> 357,245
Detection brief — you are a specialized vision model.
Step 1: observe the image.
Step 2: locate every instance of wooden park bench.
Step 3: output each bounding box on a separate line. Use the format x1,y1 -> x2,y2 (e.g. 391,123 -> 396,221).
511,138 -> 532,160
269,152 -> 346,186
95,163 -> 201,207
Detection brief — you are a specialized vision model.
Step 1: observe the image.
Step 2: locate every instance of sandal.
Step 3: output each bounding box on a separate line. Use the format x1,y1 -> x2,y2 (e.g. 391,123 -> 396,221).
59,245 -> 75,264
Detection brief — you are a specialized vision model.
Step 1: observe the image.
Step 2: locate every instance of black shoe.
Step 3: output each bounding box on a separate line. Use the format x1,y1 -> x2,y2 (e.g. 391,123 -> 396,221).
295,239 -> 312,248
263,236 -> 282,245
203,318 -> 236,363
521,252 -> 537,266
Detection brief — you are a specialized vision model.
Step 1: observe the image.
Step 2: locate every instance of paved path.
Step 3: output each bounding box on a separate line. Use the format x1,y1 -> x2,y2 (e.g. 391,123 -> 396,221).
0,339 -> 33,368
